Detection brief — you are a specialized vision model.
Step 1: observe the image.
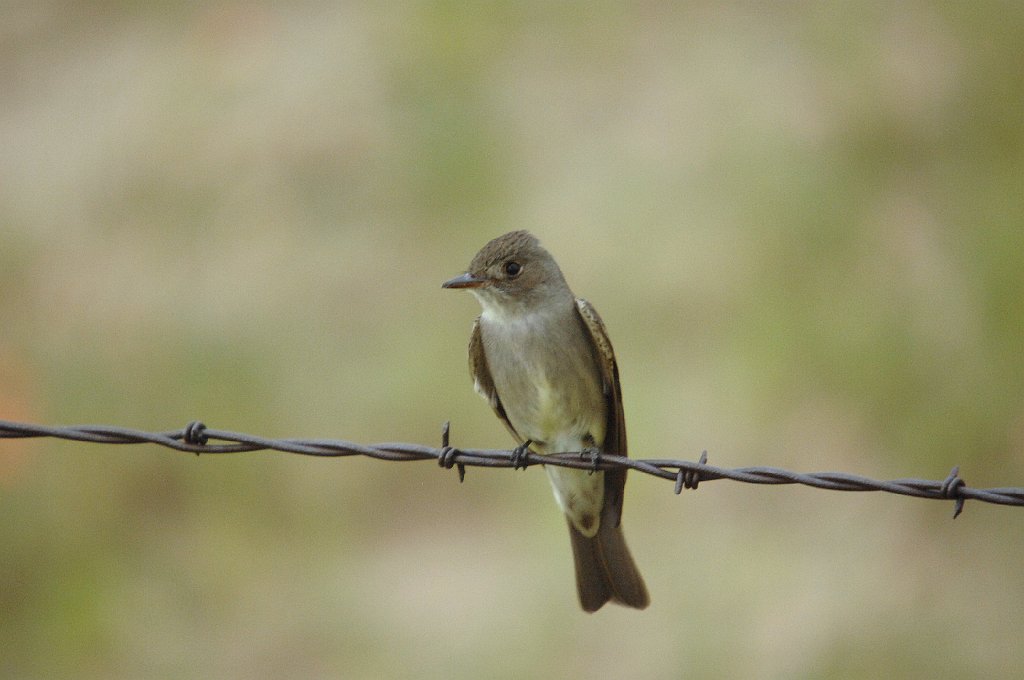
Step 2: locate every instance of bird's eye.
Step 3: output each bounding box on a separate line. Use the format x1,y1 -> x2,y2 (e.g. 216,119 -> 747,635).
504,261 -> 522,278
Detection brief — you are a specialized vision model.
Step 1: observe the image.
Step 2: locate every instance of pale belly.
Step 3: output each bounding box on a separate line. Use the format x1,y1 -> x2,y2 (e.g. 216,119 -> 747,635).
483,322 -> 608,538
497,366 -> 602,536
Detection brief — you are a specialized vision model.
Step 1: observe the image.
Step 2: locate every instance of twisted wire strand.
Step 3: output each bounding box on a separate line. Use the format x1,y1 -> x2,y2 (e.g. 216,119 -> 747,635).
2,418 -> 1021,518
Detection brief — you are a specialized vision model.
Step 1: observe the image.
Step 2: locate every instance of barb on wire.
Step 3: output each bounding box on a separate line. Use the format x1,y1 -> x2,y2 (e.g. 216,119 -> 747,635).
2,418 -> 1022,518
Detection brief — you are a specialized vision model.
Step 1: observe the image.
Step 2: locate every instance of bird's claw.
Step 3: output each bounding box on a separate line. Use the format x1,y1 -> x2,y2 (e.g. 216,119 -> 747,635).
511,440 -> 533,470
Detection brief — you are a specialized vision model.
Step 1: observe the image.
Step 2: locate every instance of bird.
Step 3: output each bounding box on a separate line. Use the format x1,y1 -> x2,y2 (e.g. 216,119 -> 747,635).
442,230 -> 648,611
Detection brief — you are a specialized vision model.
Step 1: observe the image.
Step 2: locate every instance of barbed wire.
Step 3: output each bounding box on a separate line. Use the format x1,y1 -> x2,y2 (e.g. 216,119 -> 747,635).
2,418 -> 1022,518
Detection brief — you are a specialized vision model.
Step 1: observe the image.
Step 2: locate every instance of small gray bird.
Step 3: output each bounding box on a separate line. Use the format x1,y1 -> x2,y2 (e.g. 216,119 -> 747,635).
443,230 -> 648,611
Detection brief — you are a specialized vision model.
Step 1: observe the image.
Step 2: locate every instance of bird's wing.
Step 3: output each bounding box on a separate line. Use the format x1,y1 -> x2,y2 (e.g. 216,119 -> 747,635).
468,317 -> 525,445
575,298 -> 628,527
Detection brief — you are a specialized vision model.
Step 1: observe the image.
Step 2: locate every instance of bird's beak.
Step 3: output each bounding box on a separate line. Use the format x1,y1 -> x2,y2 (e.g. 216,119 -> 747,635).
442,272 -> 487,289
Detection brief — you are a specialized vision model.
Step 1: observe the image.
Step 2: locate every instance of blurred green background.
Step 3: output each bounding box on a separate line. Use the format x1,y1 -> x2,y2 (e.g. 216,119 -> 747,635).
2,2 -> 1023,678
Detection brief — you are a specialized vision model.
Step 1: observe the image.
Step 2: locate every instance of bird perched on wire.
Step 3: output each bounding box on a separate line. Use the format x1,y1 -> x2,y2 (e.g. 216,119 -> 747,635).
443,231 -> 648,611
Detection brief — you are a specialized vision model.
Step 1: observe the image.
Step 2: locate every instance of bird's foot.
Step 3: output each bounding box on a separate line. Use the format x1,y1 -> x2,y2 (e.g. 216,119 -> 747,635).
510,440 -> 533,470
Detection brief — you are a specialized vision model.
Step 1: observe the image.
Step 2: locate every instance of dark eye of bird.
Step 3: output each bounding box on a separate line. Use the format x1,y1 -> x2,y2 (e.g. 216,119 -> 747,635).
504,261 -> 522,277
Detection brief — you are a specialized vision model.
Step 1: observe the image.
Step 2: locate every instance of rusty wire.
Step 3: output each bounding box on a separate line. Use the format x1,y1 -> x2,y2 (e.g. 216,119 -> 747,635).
2,418 -> 1022,519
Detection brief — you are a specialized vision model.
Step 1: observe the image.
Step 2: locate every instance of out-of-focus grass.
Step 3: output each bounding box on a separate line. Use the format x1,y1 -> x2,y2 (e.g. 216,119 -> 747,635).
1,3 -> 1022,679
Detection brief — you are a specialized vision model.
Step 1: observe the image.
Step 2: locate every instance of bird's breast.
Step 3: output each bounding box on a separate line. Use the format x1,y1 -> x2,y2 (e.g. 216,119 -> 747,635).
480,311 -> 606,452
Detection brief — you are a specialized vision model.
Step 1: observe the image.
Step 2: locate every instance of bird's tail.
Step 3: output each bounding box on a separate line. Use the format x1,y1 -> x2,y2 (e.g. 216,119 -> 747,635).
568,514 -> 649,612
